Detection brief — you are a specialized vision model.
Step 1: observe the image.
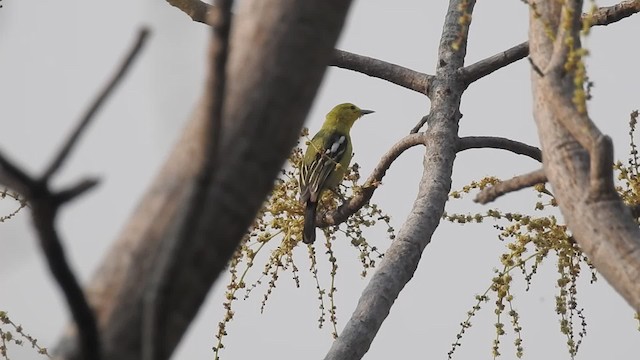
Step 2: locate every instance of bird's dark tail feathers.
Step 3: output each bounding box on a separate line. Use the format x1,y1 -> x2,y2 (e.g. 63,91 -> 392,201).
303,201 -> 317,244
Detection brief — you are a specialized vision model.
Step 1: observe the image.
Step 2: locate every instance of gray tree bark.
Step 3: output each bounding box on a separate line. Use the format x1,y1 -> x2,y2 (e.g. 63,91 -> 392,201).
529,0 -> 640,310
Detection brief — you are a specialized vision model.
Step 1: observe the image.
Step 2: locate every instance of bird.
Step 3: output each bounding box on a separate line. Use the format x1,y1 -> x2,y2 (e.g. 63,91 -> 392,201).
298,103 -> 374,244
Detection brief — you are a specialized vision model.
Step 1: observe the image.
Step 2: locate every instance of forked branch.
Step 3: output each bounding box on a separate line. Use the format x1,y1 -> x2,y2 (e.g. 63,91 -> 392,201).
0,28 -> 150,360
460,0 -> 640,85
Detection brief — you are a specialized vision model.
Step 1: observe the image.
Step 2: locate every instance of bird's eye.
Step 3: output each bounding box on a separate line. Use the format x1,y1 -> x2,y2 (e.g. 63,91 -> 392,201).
350,105 -> 355,110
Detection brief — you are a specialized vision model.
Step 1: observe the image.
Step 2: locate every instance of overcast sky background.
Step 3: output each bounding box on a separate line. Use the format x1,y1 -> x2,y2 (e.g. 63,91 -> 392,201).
1,1 -> 639,359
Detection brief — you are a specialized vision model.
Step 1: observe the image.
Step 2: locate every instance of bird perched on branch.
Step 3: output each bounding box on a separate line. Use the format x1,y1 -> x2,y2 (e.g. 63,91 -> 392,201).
298,103 -> 374,244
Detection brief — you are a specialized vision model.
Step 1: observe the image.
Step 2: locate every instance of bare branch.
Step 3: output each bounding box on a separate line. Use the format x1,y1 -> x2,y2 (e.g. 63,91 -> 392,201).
42,29 -> 150,182
0,29 -> 150,360
54,177 -> 100,205
166,1 -> 434,95
165,0 -> 213,25
459,1 -> 640,85
0,151 -> 35,196
318,133 -> 425,227
410,115 -> 429,134
588,0 -> 640,26
459,42 -> 529,86
457,136 -> 542,162
0,121 -> 101,360
325,1 -> 476,359
331,50 -> 433,95
474,168 -> 547,204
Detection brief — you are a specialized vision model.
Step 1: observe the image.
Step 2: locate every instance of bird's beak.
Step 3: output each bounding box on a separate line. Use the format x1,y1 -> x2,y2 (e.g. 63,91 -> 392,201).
360,109 -> 375,116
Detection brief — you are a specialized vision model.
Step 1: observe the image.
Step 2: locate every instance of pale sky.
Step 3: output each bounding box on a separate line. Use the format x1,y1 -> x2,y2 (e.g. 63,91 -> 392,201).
0,1 -> 639,359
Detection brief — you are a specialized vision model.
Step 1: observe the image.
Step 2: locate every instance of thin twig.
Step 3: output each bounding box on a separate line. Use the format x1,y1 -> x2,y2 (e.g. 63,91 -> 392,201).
331,50 -> 433,95
457,136 -> 542,162
459,1 -> 640,85
474,168 -> 547,204
410,115 -> 429,134
318,133 -> 426,227
41,28 -> 150,182
54,177 -> 100,205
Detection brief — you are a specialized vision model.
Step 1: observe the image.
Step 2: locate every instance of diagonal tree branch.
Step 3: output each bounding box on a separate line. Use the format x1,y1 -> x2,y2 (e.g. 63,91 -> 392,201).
459,0 -> 640,85
330,50 -> 434,95
457,136 -> 542,162
318,133 -> 425,228
324,1 -> 476,359
42,29 -> 150,182
55,3 -> 355,360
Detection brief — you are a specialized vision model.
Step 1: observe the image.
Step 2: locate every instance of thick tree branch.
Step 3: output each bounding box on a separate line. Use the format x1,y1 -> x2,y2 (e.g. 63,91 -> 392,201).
457,136 -> 542,162
474,168 -> 547,204
318,133 -> 425,227
325,1 -> 476,359
530,0 -> 640,311
143,2 -> 233,360
55,3 -> 354,360
459,0 -> 640,85
330,50 -> 433,95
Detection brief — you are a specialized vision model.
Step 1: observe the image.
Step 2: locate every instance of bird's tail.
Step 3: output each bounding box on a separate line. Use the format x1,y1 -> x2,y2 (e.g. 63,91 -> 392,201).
303,201 -> 317,244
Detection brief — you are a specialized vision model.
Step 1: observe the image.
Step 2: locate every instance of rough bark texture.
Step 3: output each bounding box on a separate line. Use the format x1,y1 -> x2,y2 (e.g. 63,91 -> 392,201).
529,0 -> 640,311
324,1 -> 476,359
54,1 -> 353,359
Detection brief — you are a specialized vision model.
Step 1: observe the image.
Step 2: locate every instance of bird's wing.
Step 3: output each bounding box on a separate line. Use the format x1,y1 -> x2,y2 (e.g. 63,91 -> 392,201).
299,131 -> 349,203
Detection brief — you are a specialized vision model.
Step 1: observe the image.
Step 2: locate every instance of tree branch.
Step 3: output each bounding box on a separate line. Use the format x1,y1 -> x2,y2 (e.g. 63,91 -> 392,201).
143,1 -> 233,359
459,0 -> 640,85
474,168 -> 547,204
410,115 -> 429,134
324,1 -> 476,359
42,29 -> 150,181
330,50 -> 433,95
318,133 -> 425,227
165,0 -> 434,95
530,0 -> 640,311
165,0 -> 213,25
0,28 -> 148,360
55,3 -> 355,360
457,136 -> 542,162
588,0 -> 640,26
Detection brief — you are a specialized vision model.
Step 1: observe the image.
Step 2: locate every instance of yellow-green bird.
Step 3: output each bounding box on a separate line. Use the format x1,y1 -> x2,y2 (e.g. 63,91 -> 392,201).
299,103 -> 374,244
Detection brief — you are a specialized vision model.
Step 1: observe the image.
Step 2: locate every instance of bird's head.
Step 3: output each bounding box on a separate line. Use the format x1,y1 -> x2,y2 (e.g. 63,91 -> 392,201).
325,103 -> 374,129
